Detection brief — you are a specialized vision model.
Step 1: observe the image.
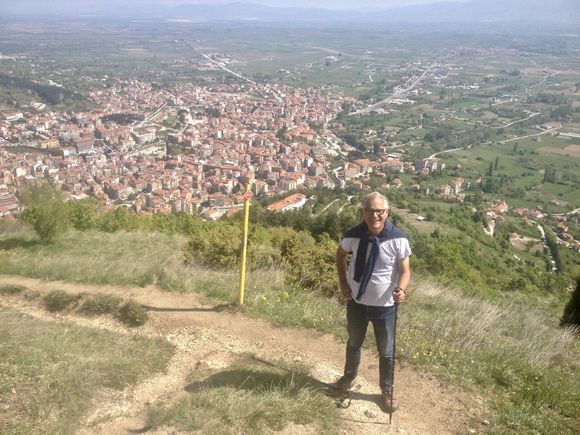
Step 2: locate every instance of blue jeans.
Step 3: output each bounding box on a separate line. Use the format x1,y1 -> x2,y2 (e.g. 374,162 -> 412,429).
343,300 -> 397,392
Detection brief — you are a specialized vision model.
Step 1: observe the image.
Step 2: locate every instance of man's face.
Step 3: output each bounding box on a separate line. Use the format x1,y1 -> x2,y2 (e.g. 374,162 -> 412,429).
363,196 -> 388,235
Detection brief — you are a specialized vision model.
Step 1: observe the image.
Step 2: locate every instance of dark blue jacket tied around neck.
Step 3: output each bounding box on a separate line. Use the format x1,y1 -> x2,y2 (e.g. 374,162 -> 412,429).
346,221 -> 398,301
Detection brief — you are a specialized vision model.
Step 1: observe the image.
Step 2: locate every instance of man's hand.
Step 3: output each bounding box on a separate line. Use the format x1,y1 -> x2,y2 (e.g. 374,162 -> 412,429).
340,282 -> 353,300
393,287 -> 406,304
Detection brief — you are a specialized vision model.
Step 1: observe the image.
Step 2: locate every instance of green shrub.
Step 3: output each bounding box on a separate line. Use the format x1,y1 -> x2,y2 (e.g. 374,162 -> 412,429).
43,290 -> 83,312
186,222 -> 241,268
185,222 -> 294,270
0,284 -> 27,295
116,300 -> 148,327
80,293 -> 123,316
281,234 -> 339,298
561,278 -> 580,327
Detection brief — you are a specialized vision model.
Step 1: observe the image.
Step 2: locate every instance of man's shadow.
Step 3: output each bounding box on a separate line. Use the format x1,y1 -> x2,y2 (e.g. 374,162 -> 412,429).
183,356 -> 380,406
130,356 -> 384,433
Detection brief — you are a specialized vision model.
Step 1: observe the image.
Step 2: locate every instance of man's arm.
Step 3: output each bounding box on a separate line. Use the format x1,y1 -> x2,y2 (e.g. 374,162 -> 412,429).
393,256 -> 411,304
336,245 -> 353,300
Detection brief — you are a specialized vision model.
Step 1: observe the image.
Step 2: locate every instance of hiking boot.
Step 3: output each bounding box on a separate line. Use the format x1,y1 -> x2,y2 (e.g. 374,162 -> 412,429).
381,389 -> 397,413
332,376 -> 355,391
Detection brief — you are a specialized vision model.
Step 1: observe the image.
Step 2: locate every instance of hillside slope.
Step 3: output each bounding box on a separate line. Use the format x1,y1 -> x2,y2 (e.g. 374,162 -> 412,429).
0,275 -> 483,434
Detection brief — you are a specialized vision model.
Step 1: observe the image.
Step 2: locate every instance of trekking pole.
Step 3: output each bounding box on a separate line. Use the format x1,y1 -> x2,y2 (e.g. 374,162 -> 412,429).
390,293 -> 400,425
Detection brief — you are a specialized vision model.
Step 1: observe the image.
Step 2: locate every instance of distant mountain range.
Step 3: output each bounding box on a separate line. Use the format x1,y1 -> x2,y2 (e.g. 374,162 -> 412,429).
1,0 -> 579,27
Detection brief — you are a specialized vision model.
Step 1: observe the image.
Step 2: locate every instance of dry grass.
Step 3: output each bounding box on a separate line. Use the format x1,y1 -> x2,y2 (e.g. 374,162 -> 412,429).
399,279 -> 579,434
410,281 -> 578,368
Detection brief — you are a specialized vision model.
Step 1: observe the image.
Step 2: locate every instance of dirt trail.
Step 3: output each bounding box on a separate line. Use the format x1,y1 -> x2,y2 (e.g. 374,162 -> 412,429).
0,275 -> 484,434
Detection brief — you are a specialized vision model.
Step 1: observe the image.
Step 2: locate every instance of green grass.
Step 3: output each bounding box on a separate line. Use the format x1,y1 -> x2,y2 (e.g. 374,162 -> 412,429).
247,286 -> 345,337
0,230 -> 189,288
0,307 -> 173,434
146,354 -> 340,434
0,228 -> 283,299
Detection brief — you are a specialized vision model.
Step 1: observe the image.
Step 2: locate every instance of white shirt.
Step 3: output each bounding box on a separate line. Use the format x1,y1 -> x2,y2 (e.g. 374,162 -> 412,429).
341,223 -> 411,307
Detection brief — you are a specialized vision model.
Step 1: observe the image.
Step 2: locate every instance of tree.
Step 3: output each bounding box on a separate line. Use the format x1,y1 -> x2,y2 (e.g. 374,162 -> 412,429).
18,181 -> 69,243
550,105 -> 572,121
543,167 -> 557,183
486,162 -> 494,176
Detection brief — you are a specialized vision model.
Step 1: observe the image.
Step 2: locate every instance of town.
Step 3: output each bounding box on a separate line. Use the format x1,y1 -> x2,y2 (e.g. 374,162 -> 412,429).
0,71 -> 578,252
0,78 -> 347,215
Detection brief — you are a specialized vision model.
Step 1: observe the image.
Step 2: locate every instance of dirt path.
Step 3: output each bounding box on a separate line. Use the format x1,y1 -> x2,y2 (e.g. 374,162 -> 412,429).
0,275 -> 484,434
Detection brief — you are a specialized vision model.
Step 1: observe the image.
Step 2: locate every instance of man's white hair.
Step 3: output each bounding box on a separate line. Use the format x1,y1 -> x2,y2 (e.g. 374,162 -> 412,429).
361,191 -> 389,210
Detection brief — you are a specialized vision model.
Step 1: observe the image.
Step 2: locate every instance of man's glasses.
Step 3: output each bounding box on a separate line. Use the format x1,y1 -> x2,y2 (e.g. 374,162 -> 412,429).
364,208 -> 387,216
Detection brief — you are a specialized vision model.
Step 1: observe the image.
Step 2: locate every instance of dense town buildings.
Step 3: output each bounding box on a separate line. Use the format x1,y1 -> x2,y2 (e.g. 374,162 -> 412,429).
0,79 -> 348,215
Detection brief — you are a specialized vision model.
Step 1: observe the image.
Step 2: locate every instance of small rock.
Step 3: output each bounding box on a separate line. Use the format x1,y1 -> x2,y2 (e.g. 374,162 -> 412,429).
364,409 -> 377,419
11,388 -> 16,395
468,429 -> 476,434
482,420 -> 490,426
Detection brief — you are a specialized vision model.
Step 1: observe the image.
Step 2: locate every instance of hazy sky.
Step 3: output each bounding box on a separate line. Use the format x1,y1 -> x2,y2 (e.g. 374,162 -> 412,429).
1,0 -> 469,12
146,0 -> 466,8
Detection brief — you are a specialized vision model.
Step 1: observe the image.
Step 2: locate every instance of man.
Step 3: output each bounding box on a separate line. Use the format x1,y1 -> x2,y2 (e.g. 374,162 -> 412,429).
335,191 -> 411,412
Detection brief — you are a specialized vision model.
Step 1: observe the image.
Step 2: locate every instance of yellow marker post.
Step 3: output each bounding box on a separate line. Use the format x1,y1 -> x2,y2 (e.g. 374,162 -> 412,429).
238,184 -> 253,305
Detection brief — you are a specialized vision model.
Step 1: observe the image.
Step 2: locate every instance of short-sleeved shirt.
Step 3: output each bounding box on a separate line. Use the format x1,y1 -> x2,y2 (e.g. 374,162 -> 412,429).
341,221 -> 411,307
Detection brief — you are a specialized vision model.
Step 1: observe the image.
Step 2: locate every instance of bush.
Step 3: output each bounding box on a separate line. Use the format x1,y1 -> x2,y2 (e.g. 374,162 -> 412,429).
281,234 -> 339,298
185,221 -> 283,270
186,222 -> 241,269
80,293 -> 123,316
561,278 -> 580,327
44,290 -> 83,312
0,284 -> 27,295
116,300 -> 148,327
67,199 -> 100,231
